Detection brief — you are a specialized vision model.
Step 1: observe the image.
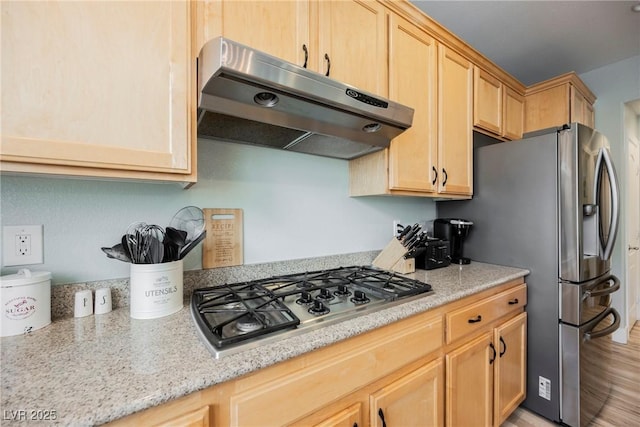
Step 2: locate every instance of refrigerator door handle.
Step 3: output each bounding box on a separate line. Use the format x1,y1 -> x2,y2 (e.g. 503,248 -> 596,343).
593,147 -> 620,261
585,274 -> 620,298
584,307 -> 620,340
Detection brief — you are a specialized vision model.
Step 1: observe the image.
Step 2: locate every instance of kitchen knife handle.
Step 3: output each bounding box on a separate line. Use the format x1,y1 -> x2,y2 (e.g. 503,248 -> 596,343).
431,166 -> 438,185
302,44 -> 308,68
398,225 -> 411,241
324,53 -> 331,76
442,168 -> 448,186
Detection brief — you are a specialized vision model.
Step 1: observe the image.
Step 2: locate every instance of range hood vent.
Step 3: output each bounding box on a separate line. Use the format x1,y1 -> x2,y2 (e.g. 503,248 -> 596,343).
197,38 -> 414,160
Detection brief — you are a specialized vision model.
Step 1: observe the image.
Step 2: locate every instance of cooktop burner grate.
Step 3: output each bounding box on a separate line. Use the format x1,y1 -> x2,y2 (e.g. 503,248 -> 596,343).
192,283 -> 300,348
191,266 -> 433,357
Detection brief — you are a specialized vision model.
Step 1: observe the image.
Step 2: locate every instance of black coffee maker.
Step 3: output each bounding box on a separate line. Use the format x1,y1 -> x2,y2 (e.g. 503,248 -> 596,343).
433,218 -> 474,264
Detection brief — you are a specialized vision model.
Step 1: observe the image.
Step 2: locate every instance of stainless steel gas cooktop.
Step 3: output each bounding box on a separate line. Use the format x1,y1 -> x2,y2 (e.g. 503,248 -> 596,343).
191,266 -> 433,358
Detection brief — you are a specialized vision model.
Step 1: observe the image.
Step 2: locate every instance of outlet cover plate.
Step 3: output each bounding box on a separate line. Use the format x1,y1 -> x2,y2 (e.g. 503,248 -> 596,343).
2,225 -> 44,266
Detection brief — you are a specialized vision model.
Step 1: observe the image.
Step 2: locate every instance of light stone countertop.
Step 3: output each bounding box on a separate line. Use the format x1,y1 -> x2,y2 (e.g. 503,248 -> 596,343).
0,262 -> 528,426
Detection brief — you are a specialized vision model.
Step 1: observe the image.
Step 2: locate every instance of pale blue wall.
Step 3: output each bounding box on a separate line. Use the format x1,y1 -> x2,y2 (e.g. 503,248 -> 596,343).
0,140 -> 436,284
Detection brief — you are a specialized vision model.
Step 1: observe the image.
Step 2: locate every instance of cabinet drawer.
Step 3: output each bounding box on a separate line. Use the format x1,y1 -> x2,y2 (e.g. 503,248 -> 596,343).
229,313 -> 443,426
446,284 -> 526,344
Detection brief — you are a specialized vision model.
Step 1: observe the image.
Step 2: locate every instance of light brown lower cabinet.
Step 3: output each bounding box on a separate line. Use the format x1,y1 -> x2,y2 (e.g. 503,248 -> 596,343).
294,357 -> 444,427
153,405 -> 211,427
446,331 -> 494,426
370,358 -> 444,427
446,311 -> 527,427
312,403 -> 363,427
493,312 -> 527,426
108,279 -> 526,427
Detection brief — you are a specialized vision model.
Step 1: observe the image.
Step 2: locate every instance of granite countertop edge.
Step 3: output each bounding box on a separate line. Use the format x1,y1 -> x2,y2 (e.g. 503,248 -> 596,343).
0,261 -> 529,426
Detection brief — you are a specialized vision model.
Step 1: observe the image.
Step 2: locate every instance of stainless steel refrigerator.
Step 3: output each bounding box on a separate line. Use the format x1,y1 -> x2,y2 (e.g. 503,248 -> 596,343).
437,123 -> 621,426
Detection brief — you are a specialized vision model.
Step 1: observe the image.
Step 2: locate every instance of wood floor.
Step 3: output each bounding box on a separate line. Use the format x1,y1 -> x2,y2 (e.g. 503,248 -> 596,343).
503,322 -> 640,427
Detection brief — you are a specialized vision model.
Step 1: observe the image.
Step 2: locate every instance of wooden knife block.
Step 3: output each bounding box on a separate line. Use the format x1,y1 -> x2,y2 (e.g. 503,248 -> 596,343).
391,257 -> 415,274
372,238 -> 415,274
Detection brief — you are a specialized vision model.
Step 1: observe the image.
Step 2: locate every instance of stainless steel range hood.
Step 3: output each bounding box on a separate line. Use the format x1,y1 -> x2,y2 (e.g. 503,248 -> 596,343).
197,37 -> 414,160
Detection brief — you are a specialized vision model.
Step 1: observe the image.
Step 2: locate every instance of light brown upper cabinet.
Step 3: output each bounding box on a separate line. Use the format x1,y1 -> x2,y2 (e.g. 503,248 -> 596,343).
0,1 -> 196,184
197,0 -> 309,66
570,85 -> 595,128
474,68 -> 503,135
387,14 -> 438,193
200,0 -> 387,96
503,86 -> 526,140
316,0 -> 388,96
349,19 -> 472,199
474,67 -> 525,141
525,72 -> 596,133
437,45 -> 473,196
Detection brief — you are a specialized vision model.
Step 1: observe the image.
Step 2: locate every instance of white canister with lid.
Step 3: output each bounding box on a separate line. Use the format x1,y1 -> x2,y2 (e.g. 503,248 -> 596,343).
1,269 -> 52,337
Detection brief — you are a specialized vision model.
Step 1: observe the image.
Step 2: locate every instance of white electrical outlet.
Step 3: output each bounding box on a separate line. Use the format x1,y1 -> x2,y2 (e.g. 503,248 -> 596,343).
2,225 -> 44,266
393,220 -> 402,237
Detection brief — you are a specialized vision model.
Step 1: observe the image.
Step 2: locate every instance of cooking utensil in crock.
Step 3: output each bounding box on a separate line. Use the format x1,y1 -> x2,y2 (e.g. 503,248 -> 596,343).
164,226 -> 187,262
144,224 -> 165,264
101,244 -> 132,263
178,229 -> 206,260
168,206 -> 205,243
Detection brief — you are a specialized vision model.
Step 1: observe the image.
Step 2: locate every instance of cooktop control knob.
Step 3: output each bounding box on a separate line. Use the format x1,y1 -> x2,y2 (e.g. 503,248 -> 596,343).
334,284 -> 351,297
308,299 -> 330,316
296,291 -> 313,305
317,288 -> 335,301
351,290 -> 370,305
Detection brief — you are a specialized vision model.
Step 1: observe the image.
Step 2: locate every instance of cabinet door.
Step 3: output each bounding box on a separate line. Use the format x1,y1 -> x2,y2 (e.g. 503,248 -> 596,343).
446,332 -> 493,427
474,67 -> 503,135
203,0 -> 309,67
312,403 -> 363,427
153,405 -> 211,427
1,1 -> 192,176
570,85 -> 595,128
493,312 -> 527,427
370,358 -> 444,427
317,0 -> 387,95
524,84 -> 570,133
571,85 -> 587,125
388,15 -> 438,192
438,46 -> 473,196
584,102 -> 595,128
503,87 -> 525,140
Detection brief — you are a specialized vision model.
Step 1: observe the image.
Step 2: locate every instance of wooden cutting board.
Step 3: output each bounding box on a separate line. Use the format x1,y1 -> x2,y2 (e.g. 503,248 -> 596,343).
202,208 -> 243,269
